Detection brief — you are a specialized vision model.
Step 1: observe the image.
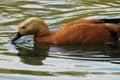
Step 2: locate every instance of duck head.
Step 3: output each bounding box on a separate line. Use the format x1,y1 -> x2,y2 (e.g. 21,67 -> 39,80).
11,17 -> 49,43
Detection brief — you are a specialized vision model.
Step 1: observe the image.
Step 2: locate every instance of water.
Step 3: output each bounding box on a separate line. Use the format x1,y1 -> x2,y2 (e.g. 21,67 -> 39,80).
0,0 -> 120,80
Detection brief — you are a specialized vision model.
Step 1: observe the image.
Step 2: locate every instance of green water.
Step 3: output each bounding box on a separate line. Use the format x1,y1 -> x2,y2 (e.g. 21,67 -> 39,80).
0,0 -> 120,80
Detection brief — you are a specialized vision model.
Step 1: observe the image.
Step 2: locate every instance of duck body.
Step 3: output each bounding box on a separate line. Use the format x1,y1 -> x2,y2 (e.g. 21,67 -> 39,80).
35,21 -> 109,44
12,17 -> 120,45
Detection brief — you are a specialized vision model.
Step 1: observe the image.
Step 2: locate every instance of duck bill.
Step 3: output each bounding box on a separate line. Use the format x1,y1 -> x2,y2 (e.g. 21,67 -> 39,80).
11,32 -> 23,43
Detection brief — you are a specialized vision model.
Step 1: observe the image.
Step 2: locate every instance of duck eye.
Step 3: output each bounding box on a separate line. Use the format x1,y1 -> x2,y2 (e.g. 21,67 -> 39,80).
22,26 -> 26,29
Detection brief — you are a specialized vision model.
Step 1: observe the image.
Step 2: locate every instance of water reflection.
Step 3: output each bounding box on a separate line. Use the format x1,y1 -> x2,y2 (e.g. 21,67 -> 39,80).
0,0 -> 120,79
14,42 -> 120,65
16,44 -> 49,65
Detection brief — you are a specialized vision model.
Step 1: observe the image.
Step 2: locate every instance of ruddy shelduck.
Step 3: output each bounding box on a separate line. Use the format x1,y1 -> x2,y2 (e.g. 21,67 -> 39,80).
12,17 -> 120,45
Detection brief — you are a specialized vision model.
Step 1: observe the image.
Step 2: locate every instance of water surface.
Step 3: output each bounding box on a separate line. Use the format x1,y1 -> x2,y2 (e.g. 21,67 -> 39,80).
0,0 -> 120,80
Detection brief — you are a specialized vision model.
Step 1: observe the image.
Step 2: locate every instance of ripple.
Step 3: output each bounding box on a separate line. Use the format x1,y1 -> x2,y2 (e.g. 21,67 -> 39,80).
0,0 -> 120,79
110,61 -> 120,64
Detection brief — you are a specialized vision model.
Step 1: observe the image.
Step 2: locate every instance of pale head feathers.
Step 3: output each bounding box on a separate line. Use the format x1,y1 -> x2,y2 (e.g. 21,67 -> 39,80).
18,17 -> 50,36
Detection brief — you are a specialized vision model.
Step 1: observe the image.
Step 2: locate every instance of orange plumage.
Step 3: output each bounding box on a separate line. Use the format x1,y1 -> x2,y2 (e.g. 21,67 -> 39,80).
12,17 -> 120,45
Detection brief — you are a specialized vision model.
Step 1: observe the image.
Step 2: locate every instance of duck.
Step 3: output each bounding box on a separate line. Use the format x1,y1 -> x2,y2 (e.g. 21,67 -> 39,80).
11,17 -> 120,45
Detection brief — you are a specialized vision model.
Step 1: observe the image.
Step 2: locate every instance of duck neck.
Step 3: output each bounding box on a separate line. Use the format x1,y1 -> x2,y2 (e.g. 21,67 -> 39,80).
33,22 -> 53,43
35,28 -> 50,37
34,19 -> 50,37
34,31 -> 54,44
